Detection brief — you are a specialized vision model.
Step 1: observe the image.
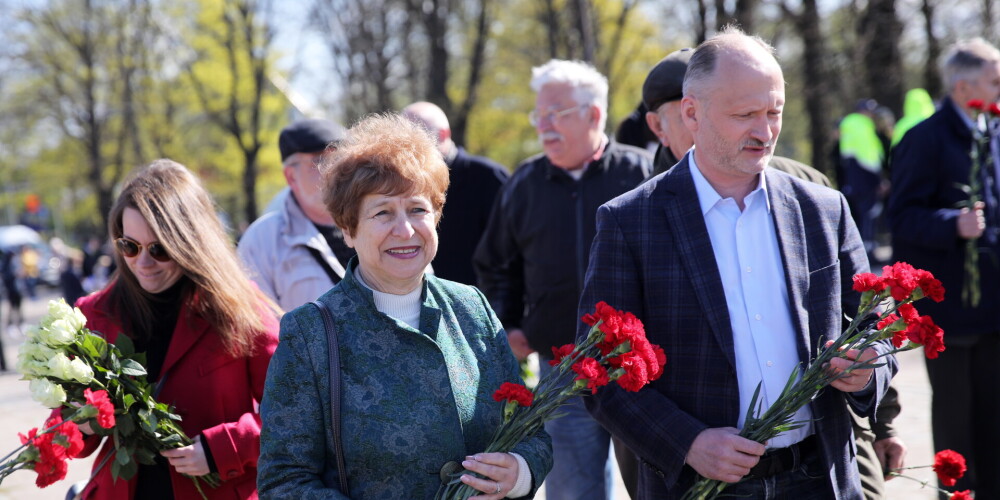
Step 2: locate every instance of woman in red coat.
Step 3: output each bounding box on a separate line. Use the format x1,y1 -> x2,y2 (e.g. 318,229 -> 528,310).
73,159 -> 280,499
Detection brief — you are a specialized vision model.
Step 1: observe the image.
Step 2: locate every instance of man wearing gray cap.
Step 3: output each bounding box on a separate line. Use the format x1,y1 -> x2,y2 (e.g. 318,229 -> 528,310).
642,48 -> 831,186
238,118 -> 354,311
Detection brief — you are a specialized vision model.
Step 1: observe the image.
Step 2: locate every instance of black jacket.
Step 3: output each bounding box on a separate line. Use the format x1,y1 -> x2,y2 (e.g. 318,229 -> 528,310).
474,140 -> 651,354
433,147 -> 509,286
888,97 -> 1000,337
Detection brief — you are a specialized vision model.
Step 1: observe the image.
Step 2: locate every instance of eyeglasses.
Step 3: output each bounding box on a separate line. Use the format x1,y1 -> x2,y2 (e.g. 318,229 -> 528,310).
528,104 -> 584,127
114,237 -> 171,262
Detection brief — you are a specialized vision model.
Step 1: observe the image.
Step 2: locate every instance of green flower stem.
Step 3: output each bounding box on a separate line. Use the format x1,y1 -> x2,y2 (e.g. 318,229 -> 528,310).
682,294 -> 915,500
887,471 -> 955,496
437,324 -> 608,499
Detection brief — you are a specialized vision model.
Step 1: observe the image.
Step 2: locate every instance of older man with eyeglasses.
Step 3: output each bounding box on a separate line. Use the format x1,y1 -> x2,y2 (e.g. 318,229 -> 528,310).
475,59 -> 651,500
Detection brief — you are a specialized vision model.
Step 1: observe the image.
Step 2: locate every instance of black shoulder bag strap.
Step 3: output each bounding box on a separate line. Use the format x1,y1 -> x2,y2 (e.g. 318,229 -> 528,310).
310,300 -> 349,494
305,246 -> 342,286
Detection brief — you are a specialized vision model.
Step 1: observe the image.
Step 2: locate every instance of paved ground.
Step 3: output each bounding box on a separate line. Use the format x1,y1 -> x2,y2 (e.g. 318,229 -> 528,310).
0,289 -> 943,499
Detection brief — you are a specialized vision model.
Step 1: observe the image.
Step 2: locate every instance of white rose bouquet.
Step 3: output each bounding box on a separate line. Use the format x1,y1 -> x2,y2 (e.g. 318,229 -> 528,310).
9,299 -> 218,496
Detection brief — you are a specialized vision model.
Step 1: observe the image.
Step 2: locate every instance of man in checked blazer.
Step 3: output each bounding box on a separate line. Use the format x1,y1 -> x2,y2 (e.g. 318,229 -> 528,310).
578,28 -> 897,499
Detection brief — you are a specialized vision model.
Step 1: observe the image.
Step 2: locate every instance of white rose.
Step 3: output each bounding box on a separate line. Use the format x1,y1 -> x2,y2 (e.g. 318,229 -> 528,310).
67,358 -> 94,384
47,299 -> 75,319
46,353 -> 74,380
39,318 -> 78,347
29,378 -> 67,408
16,341 -> 57,378
68,307 -> 88,332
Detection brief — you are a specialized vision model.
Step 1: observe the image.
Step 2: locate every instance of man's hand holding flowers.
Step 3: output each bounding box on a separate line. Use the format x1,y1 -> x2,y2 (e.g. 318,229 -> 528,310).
825,344 -> 877,393
684,428 -> 765,483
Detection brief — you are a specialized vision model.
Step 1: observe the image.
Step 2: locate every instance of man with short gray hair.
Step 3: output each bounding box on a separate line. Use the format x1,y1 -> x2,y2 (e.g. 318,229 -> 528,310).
475,59 -> 650,500
889,37 -> 1000,497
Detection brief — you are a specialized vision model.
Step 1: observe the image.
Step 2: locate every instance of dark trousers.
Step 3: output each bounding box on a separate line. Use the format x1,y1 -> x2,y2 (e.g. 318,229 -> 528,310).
722,448 -> 833,500
925,332 -> 1000,499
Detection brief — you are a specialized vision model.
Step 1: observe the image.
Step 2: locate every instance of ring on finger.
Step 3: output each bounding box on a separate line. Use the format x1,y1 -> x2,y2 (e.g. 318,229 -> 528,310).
494,481 -> 502,494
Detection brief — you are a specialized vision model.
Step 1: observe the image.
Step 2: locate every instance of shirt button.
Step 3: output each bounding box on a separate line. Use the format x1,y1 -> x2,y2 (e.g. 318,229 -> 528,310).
746,266 -> 752,273
767,360 -> 774,367
755,314 -> 762,321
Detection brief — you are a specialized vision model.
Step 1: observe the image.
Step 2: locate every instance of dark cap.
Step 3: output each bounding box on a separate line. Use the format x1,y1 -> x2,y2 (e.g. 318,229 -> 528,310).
642,48 -> 694,112
854,98 -> 878,113
278,119 -> 346,162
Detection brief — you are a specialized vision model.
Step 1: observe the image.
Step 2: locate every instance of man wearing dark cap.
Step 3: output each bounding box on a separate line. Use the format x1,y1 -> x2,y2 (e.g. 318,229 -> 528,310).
643,48 -> 831,186
238,118 -> 355,311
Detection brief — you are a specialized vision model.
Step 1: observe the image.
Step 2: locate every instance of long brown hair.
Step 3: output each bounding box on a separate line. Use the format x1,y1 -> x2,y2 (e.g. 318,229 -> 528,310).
108,159 -> 274,357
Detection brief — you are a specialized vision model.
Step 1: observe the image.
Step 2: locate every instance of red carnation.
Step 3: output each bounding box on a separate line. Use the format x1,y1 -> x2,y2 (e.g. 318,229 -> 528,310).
571,357 -> 610,394
898,303 -> 919,323
876,313 -> 900,331
914,269 -> 945,302
84,388 -> 116,429
549,344 -> 576,366
904,314 -> 946,359
934,449 -> 967,487
966,99 -> 985,111
951,490 -> 973,500
612,351 -> 651,392
852,273 -> 883,293
989,102 -> 1000,115
492,382 -> 534,407
33,451 -> 69,488
881,262 -> 920,301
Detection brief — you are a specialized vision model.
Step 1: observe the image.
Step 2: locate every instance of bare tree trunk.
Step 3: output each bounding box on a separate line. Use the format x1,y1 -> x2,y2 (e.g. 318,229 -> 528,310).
452,0 -> 492,148
734,0 -> 756,33
782,0 -> 833,177
714,0 -> 730,30
695,0 -> 709,43
569,0 -> 596,63
601,0 -> 639,77
424,0 -> 453,117
860,0 -> 904,115
541,0 -> 560,59
921,0 -> 942,98
984,0 -> 995,41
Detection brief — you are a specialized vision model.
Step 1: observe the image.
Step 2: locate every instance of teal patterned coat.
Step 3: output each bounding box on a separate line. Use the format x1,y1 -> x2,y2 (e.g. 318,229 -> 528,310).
258,263 -> 552,499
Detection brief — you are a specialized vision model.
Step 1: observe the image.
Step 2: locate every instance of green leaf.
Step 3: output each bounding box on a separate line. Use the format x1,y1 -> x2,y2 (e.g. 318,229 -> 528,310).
114,334 -> 136,357
122,394 -> 136,411
120,359 -> 147,377
140,412 -> 159,434
116,449 -> 132,466
117,414 -> 136,436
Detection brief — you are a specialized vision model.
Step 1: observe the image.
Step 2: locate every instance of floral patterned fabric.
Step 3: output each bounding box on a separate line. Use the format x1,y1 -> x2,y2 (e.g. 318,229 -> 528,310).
258,262 -> 552,499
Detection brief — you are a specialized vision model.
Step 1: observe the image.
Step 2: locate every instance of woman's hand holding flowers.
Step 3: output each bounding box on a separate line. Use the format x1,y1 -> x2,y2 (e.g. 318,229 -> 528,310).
160,435 -> 211,477
460,452 -> 518,499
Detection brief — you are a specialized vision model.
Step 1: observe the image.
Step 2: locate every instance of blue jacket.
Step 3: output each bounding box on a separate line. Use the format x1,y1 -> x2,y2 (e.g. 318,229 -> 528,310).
258,262 -> 552,499
579,157 -> 895,499
888,97 -> 1000,336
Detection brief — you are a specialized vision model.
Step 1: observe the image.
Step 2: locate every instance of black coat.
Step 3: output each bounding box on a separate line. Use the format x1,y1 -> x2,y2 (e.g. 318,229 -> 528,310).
474,140 -> 651,354
433,148 -> 509,286
888,97 -> 1000,337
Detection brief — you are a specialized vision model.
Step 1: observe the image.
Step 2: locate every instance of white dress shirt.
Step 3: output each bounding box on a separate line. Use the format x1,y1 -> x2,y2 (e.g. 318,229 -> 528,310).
689,153 -> 813,448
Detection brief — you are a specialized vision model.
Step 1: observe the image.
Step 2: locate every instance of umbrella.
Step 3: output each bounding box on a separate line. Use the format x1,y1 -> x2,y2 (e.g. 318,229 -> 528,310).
0,225 -> 43,251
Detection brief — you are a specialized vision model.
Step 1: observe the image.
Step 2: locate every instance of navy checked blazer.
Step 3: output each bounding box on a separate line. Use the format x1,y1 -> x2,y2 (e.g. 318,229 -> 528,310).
578,156 -> 897,499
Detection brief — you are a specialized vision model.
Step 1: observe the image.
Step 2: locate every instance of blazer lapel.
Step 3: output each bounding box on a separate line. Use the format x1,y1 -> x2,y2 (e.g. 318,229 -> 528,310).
767,173 -> 812,362
659,158 -> 736,369
159,304 -> 210,382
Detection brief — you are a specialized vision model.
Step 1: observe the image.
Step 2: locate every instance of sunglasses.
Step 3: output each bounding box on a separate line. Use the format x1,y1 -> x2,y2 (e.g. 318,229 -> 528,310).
114,237 -> 171,262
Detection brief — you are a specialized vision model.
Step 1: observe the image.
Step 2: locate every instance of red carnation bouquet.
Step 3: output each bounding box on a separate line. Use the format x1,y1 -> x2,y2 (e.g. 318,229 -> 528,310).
959,99 -> 1000,307
683,262 -> 947,500
889,449 -> 972,499
0,393 -> 114,488
435,301 -> 667,499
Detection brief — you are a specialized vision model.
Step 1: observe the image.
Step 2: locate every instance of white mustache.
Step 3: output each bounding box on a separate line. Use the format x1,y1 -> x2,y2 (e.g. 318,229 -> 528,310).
540,132 -> 563,142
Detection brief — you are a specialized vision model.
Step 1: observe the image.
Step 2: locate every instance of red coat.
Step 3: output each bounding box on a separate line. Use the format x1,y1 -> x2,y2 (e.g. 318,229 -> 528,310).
73,285 -> 279,499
